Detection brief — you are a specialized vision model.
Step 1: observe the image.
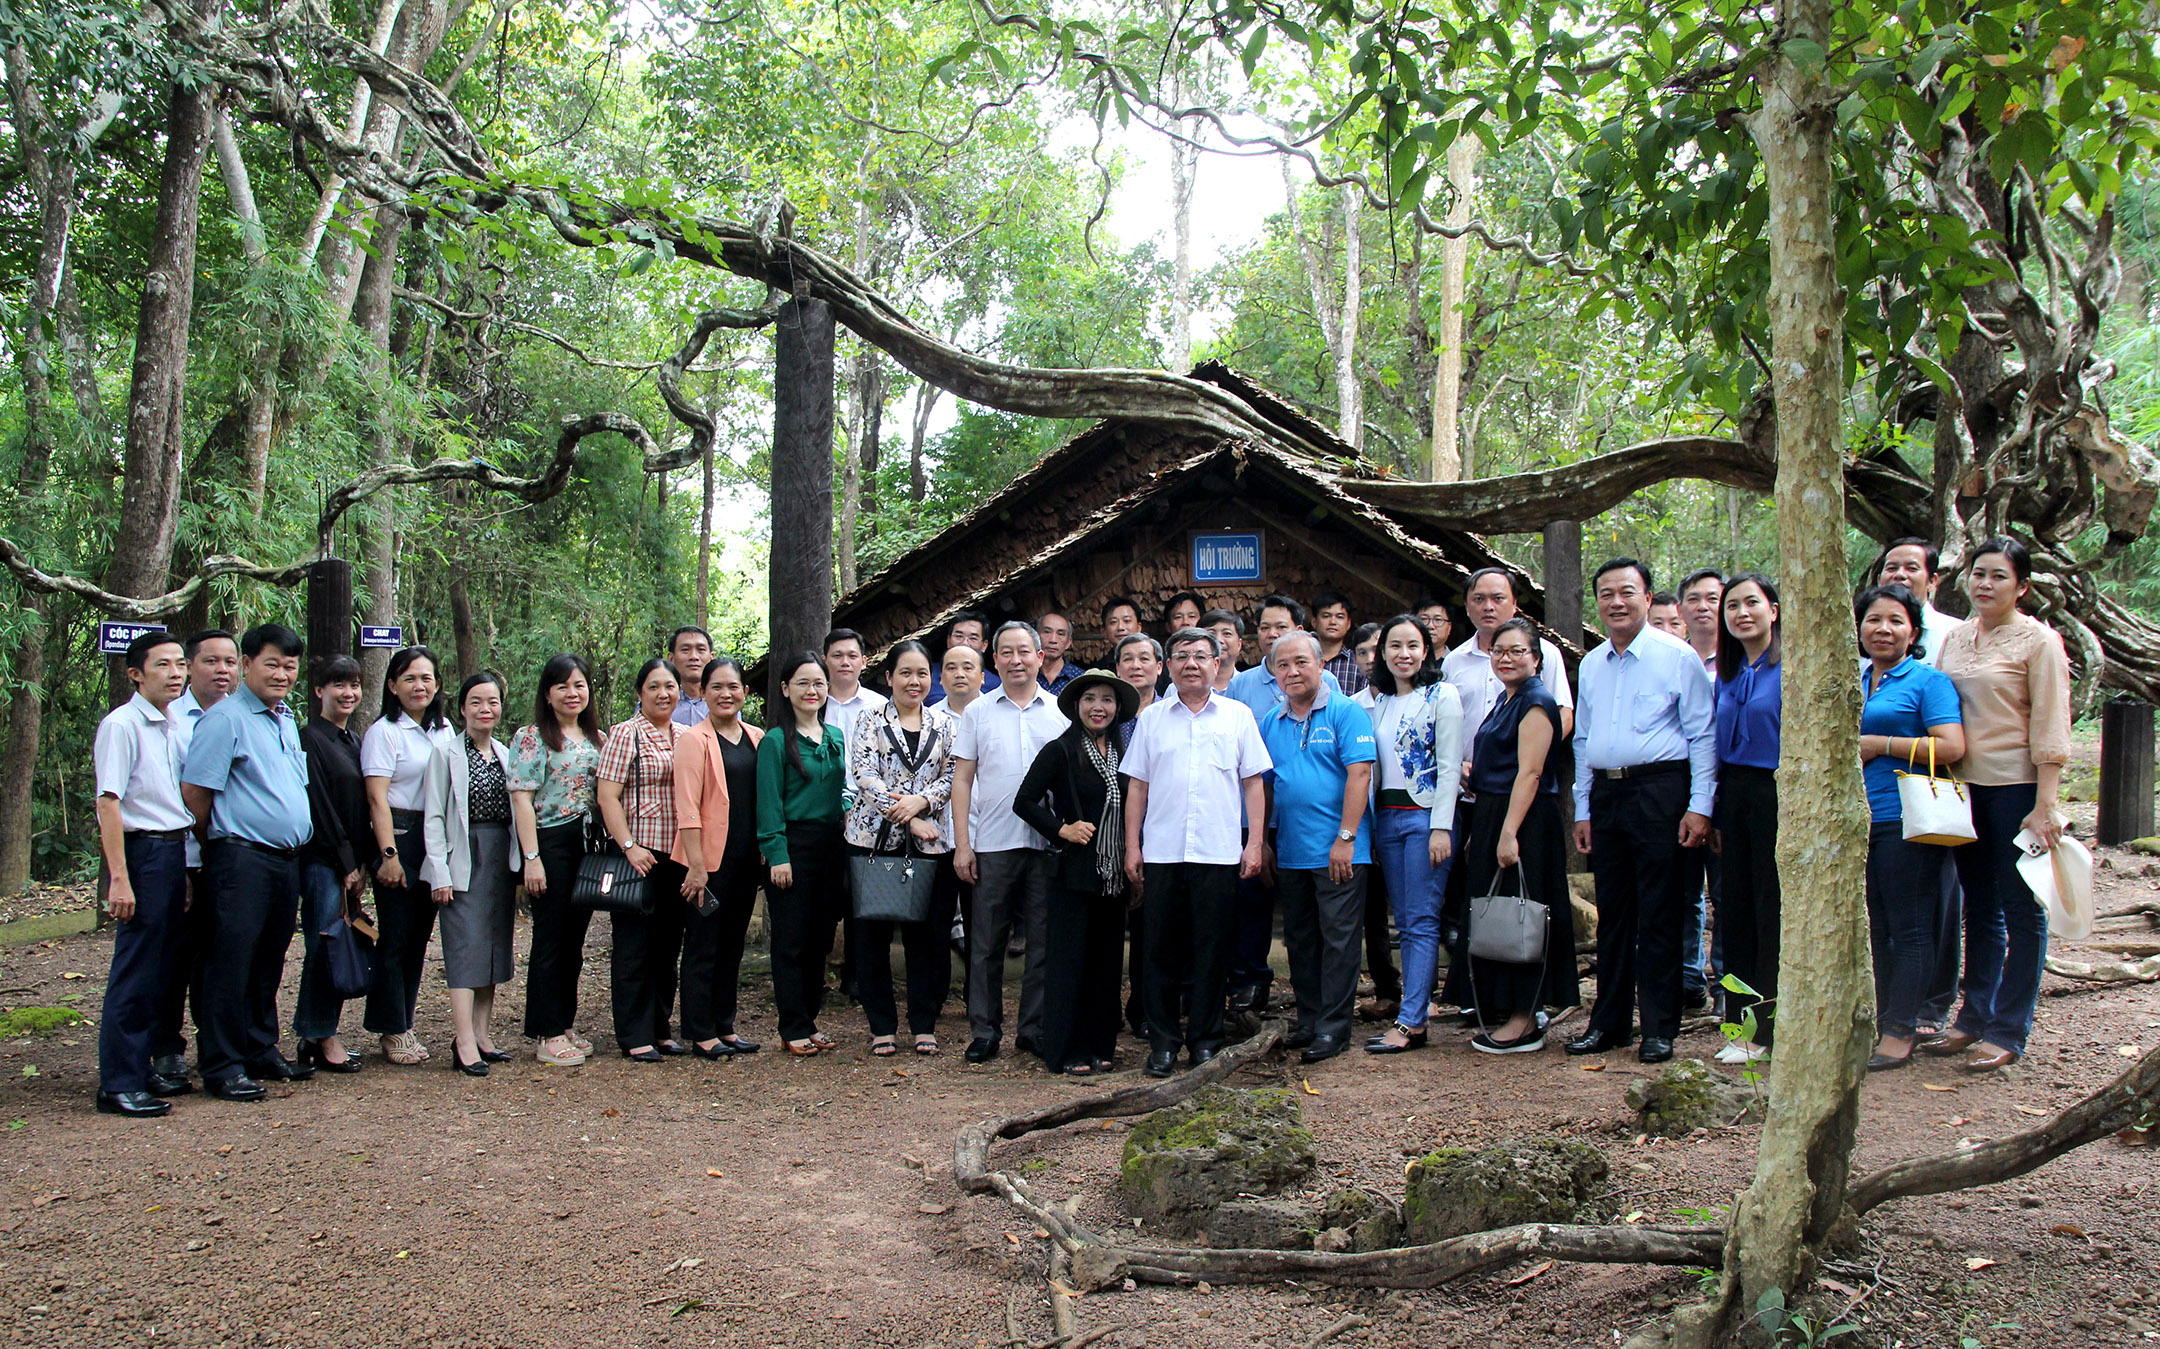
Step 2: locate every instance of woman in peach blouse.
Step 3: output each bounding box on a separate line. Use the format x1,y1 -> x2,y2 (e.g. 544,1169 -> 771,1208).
1922,537 -> 2072,1074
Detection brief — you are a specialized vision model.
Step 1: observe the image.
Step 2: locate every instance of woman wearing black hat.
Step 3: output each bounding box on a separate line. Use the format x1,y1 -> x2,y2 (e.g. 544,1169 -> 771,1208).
1013,669 -> 1138,1075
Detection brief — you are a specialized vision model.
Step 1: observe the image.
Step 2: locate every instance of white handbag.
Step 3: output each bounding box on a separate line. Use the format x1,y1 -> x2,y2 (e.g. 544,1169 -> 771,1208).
1894,737 -> 1976,847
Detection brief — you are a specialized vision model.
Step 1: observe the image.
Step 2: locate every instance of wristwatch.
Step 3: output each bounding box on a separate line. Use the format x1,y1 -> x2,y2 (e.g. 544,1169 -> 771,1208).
523,850 -> 541,862
381,845 -> 397,860
1337,829 -> 1356,842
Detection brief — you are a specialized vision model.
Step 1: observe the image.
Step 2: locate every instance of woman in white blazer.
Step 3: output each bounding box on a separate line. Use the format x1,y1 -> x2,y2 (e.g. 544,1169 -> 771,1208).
1353,614 -> 1465,1053
423,672 -> 521,1077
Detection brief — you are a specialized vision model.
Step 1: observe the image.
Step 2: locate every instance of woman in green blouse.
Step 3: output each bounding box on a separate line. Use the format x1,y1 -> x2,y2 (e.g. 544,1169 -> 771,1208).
757,652 -> 847,1056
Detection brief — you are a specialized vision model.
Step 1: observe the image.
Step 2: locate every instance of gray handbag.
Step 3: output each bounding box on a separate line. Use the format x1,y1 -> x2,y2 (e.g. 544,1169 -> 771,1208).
1468,867 -> 1547,965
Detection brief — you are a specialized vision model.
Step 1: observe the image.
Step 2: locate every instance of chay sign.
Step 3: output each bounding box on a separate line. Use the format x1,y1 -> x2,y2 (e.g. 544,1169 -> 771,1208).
359,625 -> 405,650
1190,532 -> 1264,585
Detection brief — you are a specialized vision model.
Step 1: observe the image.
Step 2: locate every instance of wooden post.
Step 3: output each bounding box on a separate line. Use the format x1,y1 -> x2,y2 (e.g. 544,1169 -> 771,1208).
2099,698 -> 2156,846
1541,519 -> 1583,648
307,557 -> 354,660
769,297 -> 836,709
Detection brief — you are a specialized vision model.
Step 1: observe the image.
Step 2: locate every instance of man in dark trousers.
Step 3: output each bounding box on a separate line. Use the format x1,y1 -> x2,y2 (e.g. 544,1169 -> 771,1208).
91,632 -> 197,1117
153,627 -> 239,1085
1566,559 -> 1717,1065
180,623 -> 317,1101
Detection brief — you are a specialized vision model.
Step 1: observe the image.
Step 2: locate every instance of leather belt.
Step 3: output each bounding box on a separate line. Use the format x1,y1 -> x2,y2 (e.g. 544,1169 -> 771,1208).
1593,759 -> 1688,781
124,828 -> 189,841
216,837 -> 301,859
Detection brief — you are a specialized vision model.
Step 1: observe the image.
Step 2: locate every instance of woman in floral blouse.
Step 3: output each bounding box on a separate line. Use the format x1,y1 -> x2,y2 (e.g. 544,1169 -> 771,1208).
508,654 -> 603,1067
597,658 -> 687,1062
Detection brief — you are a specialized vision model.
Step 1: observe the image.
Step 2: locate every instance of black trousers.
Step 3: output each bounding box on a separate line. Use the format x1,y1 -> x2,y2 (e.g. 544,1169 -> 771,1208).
1717,767 -> 1781,1044
1124,905 -> 1148,1034
1362,859 -> 1399,1002
856,855 -> 960,1038
1278,866 -> 1367,1044
1036,879 -> 1126,1070
1586,771 -> 1692,1042
610,856 -> 688,1050
769,821 -> 844,1041
1142,861 -> 1238,1054
524,820 -> 594,1039
1920,846 -> 1965,1026
1230,869 -> 1276,994
194,839 -> 302,1083
363,810 -> 437,1036
100,834 -> 189,1093
681,842 -> 763,1041
152,864 -> 210,1062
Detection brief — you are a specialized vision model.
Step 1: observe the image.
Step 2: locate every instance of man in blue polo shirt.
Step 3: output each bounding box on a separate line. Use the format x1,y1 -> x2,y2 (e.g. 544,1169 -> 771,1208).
181,623 -> 315,1101
1259,631 -> 1376,1065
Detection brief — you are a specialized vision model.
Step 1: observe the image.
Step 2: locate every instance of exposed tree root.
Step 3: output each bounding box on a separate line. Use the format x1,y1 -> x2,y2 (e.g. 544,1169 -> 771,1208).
2046,953 -> 2160,984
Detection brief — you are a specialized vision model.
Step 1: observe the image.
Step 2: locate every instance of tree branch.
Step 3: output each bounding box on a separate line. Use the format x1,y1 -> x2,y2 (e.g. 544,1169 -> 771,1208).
0,538 -> 308,619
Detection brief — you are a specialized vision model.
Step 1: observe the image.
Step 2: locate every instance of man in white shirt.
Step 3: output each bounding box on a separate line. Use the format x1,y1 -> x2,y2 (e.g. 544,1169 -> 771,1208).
669,626 -> 714,726
1442,569 -> 1576,743
1123,629 -> 1272,1077
941,645 -> 985,716
1874,536 -> 1964,1031
1678,570 -> 1725,671
93,632 -> 196,1117
155,627 -> 239,1084
1567,559 -> 1717,1065
821,628 -> 889,1000
952,622 -> 1068,1062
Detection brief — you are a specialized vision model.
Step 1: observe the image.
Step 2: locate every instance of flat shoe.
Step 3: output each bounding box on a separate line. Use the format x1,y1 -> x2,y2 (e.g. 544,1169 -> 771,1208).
1918,1029 -> 1980,1057
655,1041 -> 690,1057
382,1032 -> 429,1066
621,1048 -> 665,1063
1363,1028 -> 1428,1055
1471,1030 -> 1546,1055
1866,1052 -> 1910,1072
690,1041 -> 735,1060
1963,1046 -> 2021,1073
720,1035 -> 761,1054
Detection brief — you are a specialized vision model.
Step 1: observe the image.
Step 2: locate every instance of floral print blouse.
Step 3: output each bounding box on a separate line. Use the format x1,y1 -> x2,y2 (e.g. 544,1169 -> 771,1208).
505,723 -> 602,830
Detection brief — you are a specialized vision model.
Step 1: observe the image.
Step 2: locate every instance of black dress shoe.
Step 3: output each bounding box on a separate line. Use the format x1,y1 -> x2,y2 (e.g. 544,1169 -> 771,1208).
247,1050 -> 316,1082
1189,1045 -> 1220,1067
1638,1037 -> 1676,1064
620,1048 -> 664,1063
146,1071 -> 195,1097
1300,1035 -> 1347,1064
1014,1035 -> 1037,1056
451,1044 -> 491,1076
1144,1049 -> 1178,1078
1866,1052 -> 1910,1072
205,1075 -> 267,1102
719,1035 -> 761,1054
298,1042 -> 363,1075
1283,1027 -> 1317,1050
655,1040 -> 690,1056
690,1041 -> 732,1060
151,1054 -> 193,1082
97,1090 -> 172,1118
964,1038 -> 999,1064
1680,990 -> 1711,1014
1565,1031 -> 1633,1057
477,1048 -> 512,1063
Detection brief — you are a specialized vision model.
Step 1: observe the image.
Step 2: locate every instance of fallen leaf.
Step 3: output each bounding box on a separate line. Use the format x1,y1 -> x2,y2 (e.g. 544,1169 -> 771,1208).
1818,1278 -> 1857,1297
602,1107 -> 620,1117
1579,1060 -> 1606,1072
2012,1105 -> 2049,1117
1049,1279 -> 1081,1298
394,1251 -> 410,1259
144,1205 -> 162,1213
1622,1211 -> 1646,1224
1964,1257 -> 1996,1271
1301,1078 -> 1320,1096
2050,1224 -> 2088,1239
1945,1116 -> 1970,1126
891,1068 -> 909,1077
30,1193 -> 64,1208
1032,1228 -> 1051,1239
1923,1083 -> 1958,1092
1194,1281 -> 1212,1294
918,1203 -> 951,1215
1004,1233 -> 1022,1246
704,1168 -> 724,1179
1506,1260 -> 1554,1286
61,972 -> 84,981
217,1144 -> 233,1155
2117,1045 -> 2142,1059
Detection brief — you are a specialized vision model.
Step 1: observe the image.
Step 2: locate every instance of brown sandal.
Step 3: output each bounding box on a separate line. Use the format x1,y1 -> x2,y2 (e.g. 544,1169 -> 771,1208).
786,1039 -> 822,1057
809,1031 -> 837,1050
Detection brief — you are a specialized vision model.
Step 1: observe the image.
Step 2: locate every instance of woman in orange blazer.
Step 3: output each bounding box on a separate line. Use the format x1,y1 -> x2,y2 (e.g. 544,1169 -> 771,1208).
672,655 -> 767,1057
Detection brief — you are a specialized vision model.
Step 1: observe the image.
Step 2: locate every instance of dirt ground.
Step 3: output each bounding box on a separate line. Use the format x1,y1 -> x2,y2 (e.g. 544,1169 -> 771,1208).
3,845 -> 2158,1347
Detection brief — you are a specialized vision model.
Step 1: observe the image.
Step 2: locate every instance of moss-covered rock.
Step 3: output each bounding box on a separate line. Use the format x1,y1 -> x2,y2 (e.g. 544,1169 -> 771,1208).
1313,1187 -> 1404,1253
1624,1058 -> 1763,1137
1203,1198 -> 1319,1250
1118,1085 -> 1316,1226
0,1006 -> 84,1038
1401,1138 -> 1610,1243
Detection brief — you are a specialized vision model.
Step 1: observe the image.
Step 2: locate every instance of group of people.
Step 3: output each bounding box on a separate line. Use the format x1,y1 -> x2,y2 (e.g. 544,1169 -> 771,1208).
88,533 -> 2075,1115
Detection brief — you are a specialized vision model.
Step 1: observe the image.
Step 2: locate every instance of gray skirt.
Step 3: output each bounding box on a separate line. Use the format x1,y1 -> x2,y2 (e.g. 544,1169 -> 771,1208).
441,822 -> 517,989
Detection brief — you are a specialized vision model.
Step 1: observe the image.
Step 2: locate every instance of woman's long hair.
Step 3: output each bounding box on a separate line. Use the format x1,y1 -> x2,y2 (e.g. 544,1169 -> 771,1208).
775,651 -> 830,783
1367,614 -> 1444,697
1716,573 -> 1782,683
532,653 -> 599,752
380,646 -> 447,729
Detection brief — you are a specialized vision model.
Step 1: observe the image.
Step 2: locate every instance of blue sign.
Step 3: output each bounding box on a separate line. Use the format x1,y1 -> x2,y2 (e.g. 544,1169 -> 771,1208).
1191,532 -> 1265,585
359,625 -> 406,650
98,621 -> 168,656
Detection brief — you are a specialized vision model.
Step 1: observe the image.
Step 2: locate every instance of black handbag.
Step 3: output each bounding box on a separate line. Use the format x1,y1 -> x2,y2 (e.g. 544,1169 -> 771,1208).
849,825 -> 936,923
319,911 -> 375,1000
571,729 -> 655,916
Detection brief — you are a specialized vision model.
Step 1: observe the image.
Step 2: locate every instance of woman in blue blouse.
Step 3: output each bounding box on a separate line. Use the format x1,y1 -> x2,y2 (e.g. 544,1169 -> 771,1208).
1856,585 -> 1967,1071
1460,618 -> 1578,1054
1711,574 -> 1781,1063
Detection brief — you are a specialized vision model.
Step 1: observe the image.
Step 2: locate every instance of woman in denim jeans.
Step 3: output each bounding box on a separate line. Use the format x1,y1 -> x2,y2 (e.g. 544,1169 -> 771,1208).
1926,537 -> 2074,1073
1352,614 -> 1464,1054
1855,585 -> 1966,1071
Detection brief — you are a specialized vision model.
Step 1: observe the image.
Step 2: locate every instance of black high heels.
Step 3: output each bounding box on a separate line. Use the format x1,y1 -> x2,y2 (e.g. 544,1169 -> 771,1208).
449,1043 -> 489,1077
299,1040 -> 364,1074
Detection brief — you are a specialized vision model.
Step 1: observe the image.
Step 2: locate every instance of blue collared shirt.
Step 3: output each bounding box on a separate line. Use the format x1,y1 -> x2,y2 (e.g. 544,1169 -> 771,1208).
1572,625 -> 1718,818
181,683 -> 312,848
1259,687 -> 1377,870
1225,661 -> 1342,725
1715,655 -> 1783,772
1860,657 -> 1964,823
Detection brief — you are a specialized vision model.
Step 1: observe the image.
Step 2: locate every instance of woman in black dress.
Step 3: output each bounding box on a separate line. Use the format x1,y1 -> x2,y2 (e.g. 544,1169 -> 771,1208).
1462,618 -> 1579,1054
1013,670 -> 1138,1075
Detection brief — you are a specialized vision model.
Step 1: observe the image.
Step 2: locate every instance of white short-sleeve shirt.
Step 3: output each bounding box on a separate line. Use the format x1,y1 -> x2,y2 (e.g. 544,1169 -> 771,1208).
953,685 -> 1068,853
94,693 -> 194,834
362,714 -> 454,812
1122,692 -> 1273,865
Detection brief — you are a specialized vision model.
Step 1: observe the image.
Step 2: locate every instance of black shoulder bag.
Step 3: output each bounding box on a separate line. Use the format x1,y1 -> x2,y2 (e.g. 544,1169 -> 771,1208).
572,726 -> 656,915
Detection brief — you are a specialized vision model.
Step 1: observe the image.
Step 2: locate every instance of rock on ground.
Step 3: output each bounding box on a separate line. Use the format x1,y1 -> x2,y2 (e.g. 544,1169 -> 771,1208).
1402,1138 -> 1611,1244
1625,1058 -> 1765,1137
1119,1085 -> 1316,1227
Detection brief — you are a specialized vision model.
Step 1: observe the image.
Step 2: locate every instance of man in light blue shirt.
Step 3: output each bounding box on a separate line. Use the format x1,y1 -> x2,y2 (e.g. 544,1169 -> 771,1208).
1566,559 -> 1717,1065
155,627 -> 239,1084
181,624 -> 314,1100
1258,633 -> 1376,1065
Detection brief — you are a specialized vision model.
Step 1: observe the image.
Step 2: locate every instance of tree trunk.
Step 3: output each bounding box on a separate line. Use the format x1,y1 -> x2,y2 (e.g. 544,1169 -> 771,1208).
1428,137 -> 1479,481
839,341 -> 868,594
1677,7 -> 1872,1342
448,567 -> 477,683
102,68 -> 215,704
1337,186 -> 1363,451
352,200 -> 412,725
696,375 -> 717,629
212,101 -> 280,515
770,298 -> 836,708
908,382 -> 939,502
1166,135 -> 1199,371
